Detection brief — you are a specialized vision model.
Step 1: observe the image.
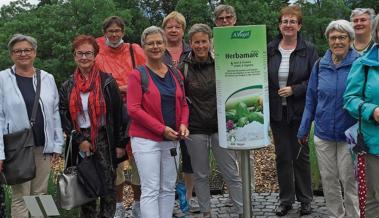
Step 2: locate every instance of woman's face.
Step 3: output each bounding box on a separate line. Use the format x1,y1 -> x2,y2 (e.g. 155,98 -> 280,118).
105,23 -> 124,44
74,43 -> 96,73
215,10 -> 236,27
279,14 -> 301,39
143,33 -> 166,62
11,41 -> 36,69
328,30 -> 351,59
164,19 -> 184,44
190,32 -> 210,62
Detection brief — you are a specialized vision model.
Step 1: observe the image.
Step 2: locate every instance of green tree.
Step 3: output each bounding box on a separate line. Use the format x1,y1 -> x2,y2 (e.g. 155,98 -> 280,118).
176,0 -> 213,31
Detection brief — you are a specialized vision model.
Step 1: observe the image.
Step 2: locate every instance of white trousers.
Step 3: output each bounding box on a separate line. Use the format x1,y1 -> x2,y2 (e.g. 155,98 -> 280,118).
314,136 -> 359,218
131,137 -> 178,218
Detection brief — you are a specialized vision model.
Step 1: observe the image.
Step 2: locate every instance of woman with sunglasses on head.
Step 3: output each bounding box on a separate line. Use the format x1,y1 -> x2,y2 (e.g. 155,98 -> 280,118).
59,35 -> 125,218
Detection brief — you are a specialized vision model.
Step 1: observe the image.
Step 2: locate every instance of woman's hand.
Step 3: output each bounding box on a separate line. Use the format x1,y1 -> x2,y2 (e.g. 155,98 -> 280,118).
298,135 -> 308,146
163,126 -> 178,141
278,86 -> 293,97
178,124 -> 189,139
51,153 -> 61,165
79,140 -> 92,152
116,148 -> 126,158
373,107 -> 379,123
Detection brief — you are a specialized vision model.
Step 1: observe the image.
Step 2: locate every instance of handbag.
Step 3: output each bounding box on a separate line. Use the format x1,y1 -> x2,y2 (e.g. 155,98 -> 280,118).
57,132 -> 94,210
2,69 -> 41,185
77,155 -> 108,198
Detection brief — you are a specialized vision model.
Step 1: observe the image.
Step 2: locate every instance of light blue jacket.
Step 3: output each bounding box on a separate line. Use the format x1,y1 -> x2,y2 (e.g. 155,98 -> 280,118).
343,44 -> 379,155
298,49 -> 360,141
0,66 -> 64,160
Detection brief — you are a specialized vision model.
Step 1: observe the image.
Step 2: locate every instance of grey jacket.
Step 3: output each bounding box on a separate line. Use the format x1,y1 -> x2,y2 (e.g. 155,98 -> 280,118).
0,66 -> 64,160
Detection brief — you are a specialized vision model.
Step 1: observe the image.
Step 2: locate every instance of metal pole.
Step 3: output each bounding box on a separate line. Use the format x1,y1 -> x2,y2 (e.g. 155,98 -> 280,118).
240,150 -> 252,218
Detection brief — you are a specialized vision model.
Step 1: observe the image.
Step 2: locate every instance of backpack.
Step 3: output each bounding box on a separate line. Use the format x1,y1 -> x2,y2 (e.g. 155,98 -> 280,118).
136,65 -> 184,95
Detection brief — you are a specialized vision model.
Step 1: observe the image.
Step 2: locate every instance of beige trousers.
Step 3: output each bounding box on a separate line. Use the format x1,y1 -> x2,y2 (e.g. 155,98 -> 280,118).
11,146 -> 52,218
314,136 -> 359,218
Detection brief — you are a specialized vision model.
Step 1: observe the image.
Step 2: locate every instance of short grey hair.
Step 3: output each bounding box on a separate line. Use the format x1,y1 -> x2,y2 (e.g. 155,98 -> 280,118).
372,14 -> 379,43
214,4 -> 236,20
188,23 -> 212,41
350,8 -> 375,21
8,34 -> 37,52
324,20 -> 355,41
141,26 -> 167,47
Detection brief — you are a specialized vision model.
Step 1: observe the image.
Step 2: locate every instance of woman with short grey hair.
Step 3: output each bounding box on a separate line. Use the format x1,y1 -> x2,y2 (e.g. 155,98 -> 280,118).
127,26 -> 189,218
350,8 -> 376,54
298,20 -> 360,217
214,4 -> 237,27
344,13 -> 379,217
0,34 -> 64,218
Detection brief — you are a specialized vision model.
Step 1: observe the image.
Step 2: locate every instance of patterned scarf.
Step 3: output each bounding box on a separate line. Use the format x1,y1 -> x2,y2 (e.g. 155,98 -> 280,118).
69,65 -> 106,150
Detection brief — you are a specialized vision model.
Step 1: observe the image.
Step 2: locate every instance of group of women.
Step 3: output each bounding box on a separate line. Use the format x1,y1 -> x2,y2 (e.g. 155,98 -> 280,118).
0,3 -> 379,218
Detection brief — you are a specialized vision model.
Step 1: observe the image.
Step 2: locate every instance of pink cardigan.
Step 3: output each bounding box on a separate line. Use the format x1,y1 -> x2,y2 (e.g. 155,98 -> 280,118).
127,65 -> 189,141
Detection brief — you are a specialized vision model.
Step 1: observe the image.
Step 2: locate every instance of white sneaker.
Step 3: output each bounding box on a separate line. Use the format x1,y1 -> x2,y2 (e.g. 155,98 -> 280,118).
131,201 -> 141,218
113,203 -> 126,218
188,198 -> 200,213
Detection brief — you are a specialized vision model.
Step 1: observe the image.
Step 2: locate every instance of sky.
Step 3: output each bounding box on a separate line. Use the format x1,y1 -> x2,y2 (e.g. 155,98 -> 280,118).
0,0 -> 39,7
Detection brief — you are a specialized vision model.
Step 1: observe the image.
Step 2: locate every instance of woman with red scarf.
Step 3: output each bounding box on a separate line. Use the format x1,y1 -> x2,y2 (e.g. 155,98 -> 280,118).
59,35 -> 126,218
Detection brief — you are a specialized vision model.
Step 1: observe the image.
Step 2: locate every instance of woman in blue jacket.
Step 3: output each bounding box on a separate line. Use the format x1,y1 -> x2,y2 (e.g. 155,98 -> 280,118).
298,20 -> 360,217
343,14 -> 379,217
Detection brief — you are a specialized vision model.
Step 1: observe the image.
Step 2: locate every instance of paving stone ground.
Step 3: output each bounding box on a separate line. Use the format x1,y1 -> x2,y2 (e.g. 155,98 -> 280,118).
125,192 -> 328,218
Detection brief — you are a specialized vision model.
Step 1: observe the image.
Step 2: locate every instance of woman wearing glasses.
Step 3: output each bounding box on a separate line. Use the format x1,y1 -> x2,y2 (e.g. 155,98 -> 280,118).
59,35 -> 125,218
268,5 -> 318,216
298,20 -> 360,217
127,26 -> 189,218
0,34 -> 64,218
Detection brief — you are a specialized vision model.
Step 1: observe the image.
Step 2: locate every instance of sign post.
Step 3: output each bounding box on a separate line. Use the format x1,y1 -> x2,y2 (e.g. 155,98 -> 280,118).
213,25 -> 269,217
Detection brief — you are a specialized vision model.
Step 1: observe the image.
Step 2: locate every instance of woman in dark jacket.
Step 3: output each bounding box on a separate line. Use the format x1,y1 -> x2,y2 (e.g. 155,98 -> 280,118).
178,23 -> 243,218
59,35 -> 125,218
268,5 -> 318,216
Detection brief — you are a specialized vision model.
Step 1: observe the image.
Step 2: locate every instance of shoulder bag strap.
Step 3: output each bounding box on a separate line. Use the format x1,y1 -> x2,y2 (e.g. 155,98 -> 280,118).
30,69 -> 41,127
358,65 -> 369,134
129,43 -> 136,69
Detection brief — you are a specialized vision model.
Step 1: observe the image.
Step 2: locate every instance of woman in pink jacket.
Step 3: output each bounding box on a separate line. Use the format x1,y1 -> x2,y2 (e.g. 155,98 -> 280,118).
127,26 -> 189,218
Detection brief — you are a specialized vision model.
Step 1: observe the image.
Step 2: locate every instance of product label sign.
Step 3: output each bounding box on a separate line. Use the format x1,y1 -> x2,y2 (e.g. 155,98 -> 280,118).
214,25 -> 270,150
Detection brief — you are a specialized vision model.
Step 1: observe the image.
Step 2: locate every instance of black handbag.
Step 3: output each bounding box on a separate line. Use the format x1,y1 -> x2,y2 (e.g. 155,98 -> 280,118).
77,155 -> 108,198
2,69 -> 41,185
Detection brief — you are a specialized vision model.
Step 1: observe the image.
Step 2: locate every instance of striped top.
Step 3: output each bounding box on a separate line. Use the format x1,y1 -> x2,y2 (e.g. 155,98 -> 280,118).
278,46 -> 294,105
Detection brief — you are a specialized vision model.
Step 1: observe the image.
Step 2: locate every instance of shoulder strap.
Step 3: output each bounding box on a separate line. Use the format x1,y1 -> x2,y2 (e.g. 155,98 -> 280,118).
183,62 -> 188,79
136,65 -> 149,93
129,43 -> 136,69
315,58 -> 321,90
358,65 -> 369,133
167,64 -> 184,87
30,69 -> 41,126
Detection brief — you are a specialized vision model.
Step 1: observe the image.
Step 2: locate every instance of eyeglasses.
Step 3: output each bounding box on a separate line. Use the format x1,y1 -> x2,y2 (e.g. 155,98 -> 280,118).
216,15 -> 234,22
145,40 -> 164,47
106,28 -> 123,35
281,19 -> 298,25
328,35 -> 349,42
74,51 -> 95,58
12,48 -> 34,56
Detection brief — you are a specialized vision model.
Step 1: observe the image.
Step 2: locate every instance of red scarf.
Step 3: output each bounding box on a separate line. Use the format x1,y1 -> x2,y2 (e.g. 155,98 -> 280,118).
69,65 -> 106,150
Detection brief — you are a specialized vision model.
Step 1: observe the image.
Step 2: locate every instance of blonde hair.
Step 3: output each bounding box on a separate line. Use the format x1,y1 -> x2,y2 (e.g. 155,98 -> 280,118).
162,11 -> 186,30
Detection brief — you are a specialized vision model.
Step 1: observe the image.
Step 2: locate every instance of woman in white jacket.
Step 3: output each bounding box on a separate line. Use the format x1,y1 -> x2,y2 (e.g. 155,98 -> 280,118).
0,34 -> 64,218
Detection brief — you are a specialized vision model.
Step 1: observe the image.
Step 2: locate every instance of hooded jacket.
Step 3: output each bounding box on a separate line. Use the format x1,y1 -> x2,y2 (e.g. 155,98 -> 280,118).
344,44 -> 379,155
178,52 -> 218,134
298,48 -> 360,141
0,66 -> 64,160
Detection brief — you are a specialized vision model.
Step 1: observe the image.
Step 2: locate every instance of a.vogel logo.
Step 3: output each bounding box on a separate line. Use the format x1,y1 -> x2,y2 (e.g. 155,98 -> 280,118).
231,30 -> 251,39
